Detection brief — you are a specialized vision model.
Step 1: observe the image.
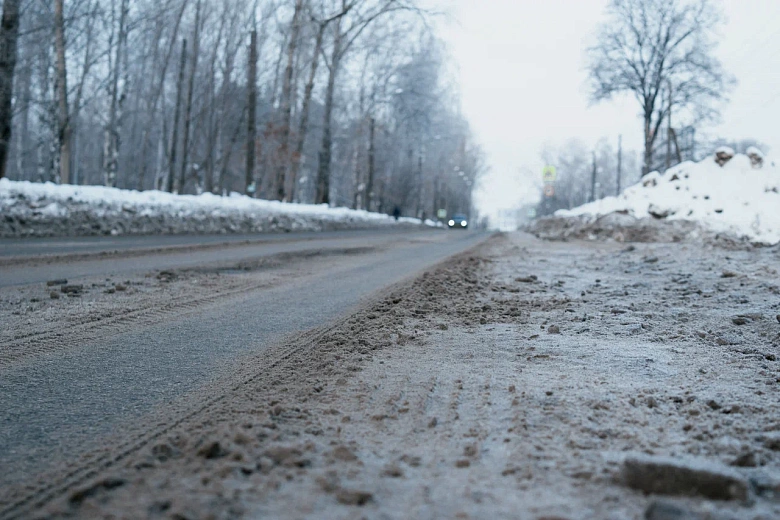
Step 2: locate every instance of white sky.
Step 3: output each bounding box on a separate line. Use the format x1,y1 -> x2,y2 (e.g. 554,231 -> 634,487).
437,0 -> 780,222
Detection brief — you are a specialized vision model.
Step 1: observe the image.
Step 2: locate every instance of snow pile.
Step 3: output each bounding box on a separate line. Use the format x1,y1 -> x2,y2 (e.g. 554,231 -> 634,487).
0,179 -> 433,238
555,152 -> 780,245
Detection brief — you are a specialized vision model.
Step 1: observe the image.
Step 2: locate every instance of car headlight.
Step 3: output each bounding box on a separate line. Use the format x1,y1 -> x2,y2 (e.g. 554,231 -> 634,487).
448,220 -> 455,226
461,221 -> 467,227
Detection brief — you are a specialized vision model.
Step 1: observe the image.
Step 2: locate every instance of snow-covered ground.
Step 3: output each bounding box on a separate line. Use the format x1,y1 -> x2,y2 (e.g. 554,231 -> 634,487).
556,152 -> 780,245
0,179 -> 433,237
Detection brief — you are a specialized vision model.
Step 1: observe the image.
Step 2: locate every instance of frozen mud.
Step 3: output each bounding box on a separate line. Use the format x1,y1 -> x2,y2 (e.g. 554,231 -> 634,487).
5,233 -> 780,519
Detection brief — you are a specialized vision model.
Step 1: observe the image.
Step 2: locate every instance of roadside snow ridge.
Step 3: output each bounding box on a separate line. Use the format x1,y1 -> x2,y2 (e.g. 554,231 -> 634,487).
557,153 -> 780,245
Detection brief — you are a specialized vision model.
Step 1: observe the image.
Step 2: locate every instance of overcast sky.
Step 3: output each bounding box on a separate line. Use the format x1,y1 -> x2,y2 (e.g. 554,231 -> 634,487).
437,0 -> 780,222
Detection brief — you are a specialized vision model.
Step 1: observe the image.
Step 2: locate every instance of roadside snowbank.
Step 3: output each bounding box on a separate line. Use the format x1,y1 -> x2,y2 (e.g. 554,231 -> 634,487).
555,153 -> 780,245
0,179 -> 432,238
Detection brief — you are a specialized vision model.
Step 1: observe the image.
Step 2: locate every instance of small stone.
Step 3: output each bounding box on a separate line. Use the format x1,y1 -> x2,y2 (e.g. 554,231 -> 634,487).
104,288 -> 116,294
731,451 -> 759,468
428,417 -> 438,428
621,453 -> 750,501
762,432 -> 780,451
46,279 -> 68,286
115,284 -> 127,292
329,446 -> 358,462
463,444 -> 478,457
721,271 -> 738,278
335,489 -> 373,506
455,459 -> 471,468
716,334 -> 742,346
776,315 -> 780,323
382,463 -> 404,478
547,325 -> 561,334
400,455 -> 421,467
706,399 -> 721,411
646,396 -> 658,408
644,499 -> 700,520
69,478 -> 126,505
264,446 -> 309,467
60,284 -> 84,294
197,441 -> 227,460
732,317 -> 750,326
50,291 -> 60,299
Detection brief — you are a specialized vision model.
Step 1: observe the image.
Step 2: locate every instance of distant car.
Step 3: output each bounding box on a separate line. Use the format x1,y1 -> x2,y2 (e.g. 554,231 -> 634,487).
448,214 -> 469,229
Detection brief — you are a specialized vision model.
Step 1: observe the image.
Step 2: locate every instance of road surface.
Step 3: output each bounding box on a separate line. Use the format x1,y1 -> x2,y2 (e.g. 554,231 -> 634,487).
2,231 -> 779,520
0,229 -> 489,515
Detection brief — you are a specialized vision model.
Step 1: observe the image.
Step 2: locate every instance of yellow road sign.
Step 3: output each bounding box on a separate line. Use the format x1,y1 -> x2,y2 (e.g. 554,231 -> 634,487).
542,165 -> 557,182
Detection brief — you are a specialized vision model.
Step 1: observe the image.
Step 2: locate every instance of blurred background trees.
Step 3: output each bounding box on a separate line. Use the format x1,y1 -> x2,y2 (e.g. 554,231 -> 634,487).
0,0 -> 482,219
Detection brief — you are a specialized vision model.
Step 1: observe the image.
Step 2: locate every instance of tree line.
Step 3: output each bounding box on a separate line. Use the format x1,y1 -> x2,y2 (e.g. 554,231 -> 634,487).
0,0 -> 483,219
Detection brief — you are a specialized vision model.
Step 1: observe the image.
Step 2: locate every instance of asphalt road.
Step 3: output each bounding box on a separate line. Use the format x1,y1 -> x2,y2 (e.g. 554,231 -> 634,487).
0,229 -> 408,258
1,229 -> 444,287
0,229 -> 489,492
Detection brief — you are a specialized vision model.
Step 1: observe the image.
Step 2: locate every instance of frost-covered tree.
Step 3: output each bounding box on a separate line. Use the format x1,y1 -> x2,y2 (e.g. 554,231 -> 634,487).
587,0 -> 734,175
1,0 -> 479,218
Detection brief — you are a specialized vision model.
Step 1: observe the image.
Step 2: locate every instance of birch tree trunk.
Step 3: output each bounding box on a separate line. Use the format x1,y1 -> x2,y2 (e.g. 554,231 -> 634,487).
366,115 -> 376,211
178,0 -> 201,194
54,0 -> 71,184
290,20 -> 326,202
138,0 -> 187,191
245,29 -> 257,196
13,38 -> 31,180
315,20 -> 342,205
202,5 -> 225,194
274,0 -> 303,201
103,0 -> 128,187
167,38 -> 187,193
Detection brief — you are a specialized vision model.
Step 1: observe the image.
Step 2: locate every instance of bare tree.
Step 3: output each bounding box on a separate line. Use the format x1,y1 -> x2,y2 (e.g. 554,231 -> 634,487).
138,0 -> 188,191
272,0 -> 303,201
289,3 -> 350,202
167,38 -> 187,193
315,0 -> 415,205
245,28 -> 257,196
103,0 -> 129,187
587,0 -> 733,175
0,0 -> 20,179
2,0 -> 478,220
53,0 -> 71,184
178,0 -> 201,193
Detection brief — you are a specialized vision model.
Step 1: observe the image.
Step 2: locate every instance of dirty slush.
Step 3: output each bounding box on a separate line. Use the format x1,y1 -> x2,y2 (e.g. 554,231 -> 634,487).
6,232 -> 780,519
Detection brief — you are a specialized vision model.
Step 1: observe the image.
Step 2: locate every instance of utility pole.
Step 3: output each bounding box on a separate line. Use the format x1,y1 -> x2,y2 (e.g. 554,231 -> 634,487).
590,151 -> 597,202
616,134 -> 622,195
